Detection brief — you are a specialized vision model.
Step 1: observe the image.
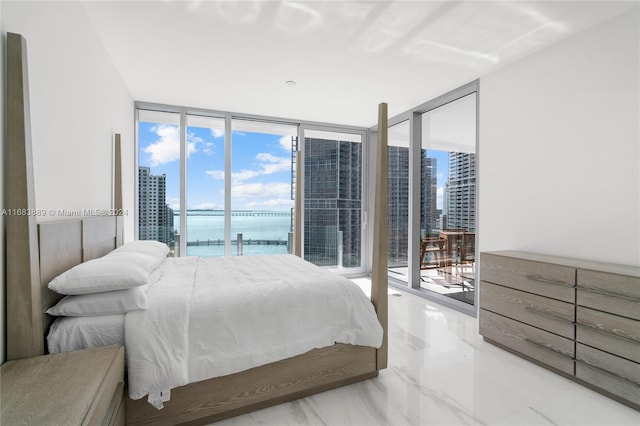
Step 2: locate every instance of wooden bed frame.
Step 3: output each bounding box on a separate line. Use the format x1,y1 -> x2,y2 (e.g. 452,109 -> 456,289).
5,32 -> 389,425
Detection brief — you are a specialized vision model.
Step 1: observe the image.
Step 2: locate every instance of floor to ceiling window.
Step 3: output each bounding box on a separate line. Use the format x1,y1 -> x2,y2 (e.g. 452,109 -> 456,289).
230,120 -> 298,257
137,110 -> 181,256
185,114 -> 225,257
136,104 -> 366,274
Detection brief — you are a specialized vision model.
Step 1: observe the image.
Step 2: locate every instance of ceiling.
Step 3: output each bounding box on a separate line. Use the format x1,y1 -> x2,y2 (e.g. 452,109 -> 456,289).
81,1 -> 637,127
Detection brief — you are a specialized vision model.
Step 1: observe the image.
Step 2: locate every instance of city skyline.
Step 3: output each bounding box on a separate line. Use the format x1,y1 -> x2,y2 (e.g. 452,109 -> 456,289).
139,122 -> 476,267
139,121 -> 454,213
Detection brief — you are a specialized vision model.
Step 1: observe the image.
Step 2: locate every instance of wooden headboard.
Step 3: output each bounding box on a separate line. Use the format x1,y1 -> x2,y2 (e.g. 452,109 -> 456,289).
37,217 -> 123,347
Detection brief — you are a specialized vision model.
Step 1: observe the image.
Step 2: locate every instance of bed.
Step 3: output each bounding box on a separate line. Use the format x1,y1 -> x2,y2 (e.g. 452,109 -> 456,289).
5,32 -> 390,425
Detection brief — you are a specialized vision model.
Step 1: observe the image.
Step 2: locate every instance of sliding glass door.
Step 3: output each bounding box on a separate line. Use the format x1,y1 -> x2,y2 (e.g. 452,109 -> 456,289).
419,92 -> 477,306
383,82 -> 478,314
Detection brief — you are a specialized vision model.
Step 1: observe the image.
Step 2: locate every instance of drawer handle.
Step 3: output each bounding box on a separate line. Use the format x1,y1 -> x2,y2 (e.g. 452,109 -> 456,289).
577,286 -> 640,303
575,358 -> 640,387
575,321 -> 640,345
525,306 -> 574,324
524,337 -> 572,358
525,275 -> 575,288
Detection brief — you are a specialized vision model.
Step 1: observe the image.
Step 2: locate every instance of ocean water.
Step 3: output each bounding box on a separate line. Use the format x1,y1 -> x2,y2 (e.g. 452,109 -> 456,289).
174,211 -> 292,257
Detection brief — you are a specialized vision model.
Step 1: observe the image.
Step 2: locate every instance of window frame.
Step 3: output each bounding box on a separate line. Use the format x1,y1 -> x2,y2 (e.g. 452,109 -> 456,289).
134,102 -> 368,276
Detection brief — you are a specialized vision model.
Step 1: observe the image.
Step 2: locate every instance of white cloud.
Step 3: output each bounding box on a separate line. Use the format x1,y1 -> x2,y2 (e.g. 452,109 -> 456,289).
192,202 -> 223,210
205,152 -> 290,183
144,125 -> 199,166
232,182 -> 291,199
256,153 -> 290,175
206,170 -> 225,180
211,128 -> 224,138
247,199 -> 293,208
203,142 -> 215,155
144,125 -> 180,166
279,135 -> 294,152
232,170 -> 260,181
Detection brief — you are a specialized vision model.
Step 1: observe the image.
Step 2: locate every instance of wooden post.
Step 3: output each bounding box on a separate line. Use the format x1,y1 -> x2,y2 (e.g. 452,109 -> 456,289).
114,133 -> 122,211
114,133 -> 123,246
371,103 -> 389,369
294,151 -> 302,257
6,32 -> 44,359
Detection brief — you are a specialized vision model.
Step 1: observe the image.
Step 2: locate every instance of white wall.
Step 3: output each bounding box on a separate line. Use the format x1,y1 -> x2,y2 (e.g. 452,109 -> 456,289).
479,7 -> 640,266
1,1 -> 134,361
2,1 -> 134,234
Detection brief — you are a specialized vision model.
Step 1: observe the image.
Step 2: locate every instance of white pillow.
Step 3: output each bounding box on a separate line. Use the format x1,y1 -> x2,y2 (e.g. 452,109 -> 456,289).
46,287 -> 148,316
110,240 -> 169,259
48,256 -> 148,295
106,251 -> 163,274
107,240 -> 169,272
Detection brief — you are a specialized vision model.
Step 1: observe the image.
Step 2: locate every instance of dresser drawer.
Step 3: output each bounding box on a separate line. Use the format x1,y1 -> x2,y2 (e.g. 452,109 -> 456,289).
480,281 -> 574,339
480,309 -> 574,374
577,269 -> 640,321
576,344 -> 640,408
576,306 -> 640,363
481,253 -> 575,302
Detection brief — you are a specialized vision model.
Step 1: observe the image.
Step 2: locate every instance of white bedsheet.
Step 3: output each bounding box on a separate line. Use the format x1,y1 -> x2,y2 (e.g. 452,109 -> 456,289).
125,254 -> 383,409
47,314 -> 124,353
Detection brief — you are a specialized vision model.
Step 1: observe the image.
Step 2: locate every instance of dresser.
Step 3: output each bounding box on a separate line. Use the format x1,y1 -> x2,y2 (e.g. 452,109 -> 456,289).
1,345 -> 125,425
479,251 -> 639,410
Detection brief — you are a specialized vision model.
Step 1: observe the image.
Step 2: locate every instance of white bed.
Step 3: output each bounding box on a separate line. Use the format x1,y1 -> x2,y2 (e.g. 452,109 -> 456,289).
48,254 -> 383,410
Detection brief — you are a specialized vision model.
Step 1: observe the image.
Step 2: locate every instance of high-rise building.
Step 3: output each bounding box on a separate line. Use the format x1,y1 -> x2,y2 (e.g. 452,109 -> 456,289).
303,138 -> 362,268
300,143 -> 474,269
138,166 -> 174,246
446,152 -> 476,232
387,146 -> 410,268
421,156 -> 438,237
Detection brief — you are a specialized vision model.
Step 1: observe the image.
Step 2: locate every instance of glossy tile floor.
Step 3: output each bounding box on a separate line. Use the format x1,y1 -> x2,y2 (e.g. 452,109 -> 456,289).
214,279 -> 640,426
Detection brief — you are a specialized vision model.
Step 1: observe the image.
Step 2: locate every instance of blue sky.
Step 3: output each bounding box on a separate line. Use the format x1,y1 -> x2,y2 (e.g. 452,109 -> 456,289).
139,122 -> 451,211
139,122 -> 294,211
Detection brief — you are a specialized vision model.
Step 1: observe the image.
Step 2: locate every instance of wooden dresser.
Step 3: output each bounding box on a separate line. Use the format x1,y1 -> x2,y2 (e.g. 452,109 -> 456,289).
1,345 -> 125,425
479,251 -> 639,410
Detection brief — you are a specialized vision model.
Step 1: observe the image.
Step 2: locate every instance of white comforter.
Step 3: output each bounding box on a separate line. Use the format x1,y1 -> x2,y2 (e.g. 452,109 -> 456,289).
125,254 -> 383,409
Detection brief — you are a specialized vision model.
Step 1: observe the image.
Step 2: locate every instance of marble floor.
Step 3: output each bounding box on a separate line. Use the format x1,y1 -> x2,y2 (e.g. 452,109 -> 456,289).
214,279 -> 639,426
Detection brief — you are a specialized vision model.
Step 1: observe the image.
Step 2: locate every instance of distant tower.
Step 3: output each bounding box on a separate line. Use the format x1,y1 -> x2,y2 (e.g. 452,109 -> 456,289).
303,138 -> 362,267
387,146 -> 409,268
138,166 -> 172,244
446,152 -> 476,232
421,155 -> 438,236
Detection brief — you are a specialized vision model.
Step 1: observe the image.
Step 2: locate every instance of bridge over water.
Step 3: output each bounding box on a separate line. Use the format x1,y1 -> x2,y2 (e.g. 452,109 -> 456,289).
187,238 -> 287,246
181,210 -> 291,218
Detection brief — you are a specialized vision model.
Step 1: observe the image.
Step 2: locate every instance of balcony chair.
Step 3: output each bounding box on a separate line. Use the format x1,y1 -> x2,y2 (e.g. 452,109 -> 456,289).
460,232 -> 475,264
420,237 -> 448,269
